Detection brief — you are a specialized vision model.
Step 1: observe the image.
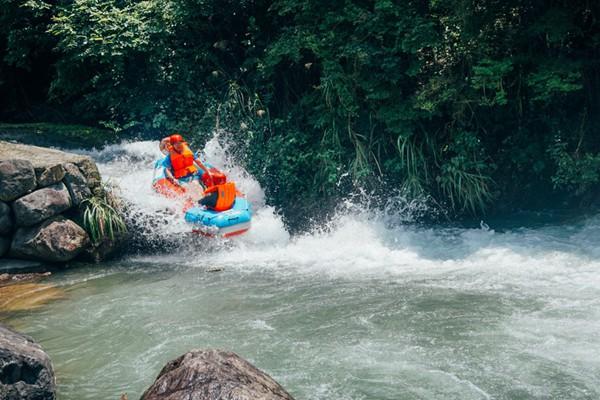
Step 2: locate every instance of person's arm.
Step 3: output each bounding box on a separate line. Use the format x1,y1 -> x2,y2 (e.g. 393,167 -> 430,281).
163,156 -> 182,187
193,158 -> 213,186
164,167 -> 181,186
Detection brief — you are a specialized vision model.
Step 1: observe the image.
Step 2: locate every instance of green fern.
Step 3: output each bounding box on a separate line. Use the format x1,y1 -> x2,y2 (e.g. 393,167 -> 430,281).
81,195 -> 127,245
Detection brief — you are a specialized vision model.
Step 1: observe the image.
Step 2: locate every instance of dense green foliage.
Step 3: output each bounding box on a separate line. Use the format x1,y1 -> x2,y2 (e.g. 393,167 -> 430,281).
2,0 -> 599,223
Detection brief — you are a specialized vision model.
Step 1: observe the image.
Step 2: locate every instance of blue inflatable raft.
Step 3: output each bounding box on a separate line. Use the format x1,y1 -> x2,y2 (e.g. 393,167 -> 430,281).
152,156 -> 252,237
185,197 -> 252,237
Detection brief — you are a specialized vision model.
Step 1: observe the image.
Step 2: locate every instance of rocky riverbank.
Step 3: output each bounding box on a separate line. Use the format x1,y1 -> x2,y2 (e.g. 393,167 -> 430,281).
0,140 -> 123,264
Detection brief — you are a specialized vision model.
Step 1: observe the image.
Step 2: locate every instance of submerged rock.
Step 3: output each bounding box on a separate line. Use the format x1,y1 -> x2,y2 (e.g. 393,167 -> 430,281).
0,324 -> 56,400
10,217 -> 89,262
0,282 -> 63,312
0,159 -> 37,202
12,183 -> 72,227
141,349 -> 294,400
0,201 -> 13,235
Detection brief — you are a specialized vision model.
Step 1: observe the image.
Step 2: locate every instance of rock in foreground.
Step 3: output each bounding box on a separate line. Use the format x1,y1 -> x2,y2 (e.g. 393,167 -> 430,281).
0,324 -> 56,400
141,349 -> 294,400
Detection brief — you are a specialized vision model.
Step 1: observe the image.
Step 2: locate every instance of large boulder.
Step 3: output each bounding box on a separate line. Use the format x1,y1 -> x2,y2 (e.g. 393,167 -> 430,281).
10,217 -> 89,262
0,201 -> 13,235
12,183 -> 72,227
63,163 -> 92,205
140,349 -> 294,400
0,159 -> 37,202
0,324 -> 56,400
0,141 -> 101,192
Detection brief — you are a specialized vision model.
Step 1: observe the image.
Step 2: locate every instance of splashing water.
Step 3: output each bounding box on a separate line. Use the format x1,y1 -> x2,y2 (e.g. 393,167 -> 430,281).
74,137 -> 287,248
3,139 -> 600,400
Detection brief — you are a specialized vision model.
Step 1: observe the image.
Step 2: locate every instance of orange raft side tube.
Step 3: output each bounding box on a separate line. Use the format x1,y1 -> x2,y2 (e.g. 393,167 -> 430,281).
153,178 -> 187,198
153,178 -> 195,211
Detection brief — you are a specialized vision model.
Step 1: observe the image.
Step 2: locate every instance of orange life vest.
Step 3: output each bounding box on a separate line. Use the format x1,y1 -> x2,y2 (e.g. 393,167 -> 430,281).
204,182 -> 236,211
170,143 -> 197,179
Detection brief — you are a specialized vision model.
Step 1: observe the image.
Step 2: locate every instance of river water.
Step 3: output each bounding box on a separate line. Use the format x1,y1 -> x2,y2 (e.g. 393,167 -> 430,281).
3,140 -> 600,399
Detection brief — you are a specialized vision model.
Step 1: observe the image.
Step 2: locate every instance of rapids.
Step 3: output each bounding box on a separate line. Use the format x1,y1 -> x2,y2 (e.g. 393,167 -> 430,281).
2,139 -> 599,399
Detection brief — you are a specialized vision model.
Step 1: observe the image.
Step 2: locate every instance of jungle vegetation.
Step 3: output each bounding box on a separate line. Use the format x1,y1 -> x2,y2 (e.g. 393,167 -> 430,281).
1,0 -> 599,224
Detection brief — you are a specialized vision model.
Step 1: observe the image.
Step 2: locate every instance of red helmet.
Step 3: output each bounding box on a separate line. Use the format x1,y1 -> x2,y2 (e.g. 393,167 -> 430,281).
169,134 -> 184,144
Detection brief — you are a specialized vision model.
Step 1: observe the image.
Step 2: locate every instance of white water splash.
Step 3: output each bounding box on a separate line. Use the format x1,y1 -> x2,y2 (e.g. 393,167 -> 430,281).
78,137 -> 288,246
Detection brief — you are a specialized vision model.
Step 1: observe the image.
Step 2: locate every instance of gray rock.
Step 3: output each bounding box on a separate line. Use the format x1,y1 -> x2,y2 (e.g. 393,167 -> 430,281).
0,324 -> 56,400
35,164 -> 65,188
12,183 -> 72,227
10,217 -> 89,262
140,349 -> 294,400
63,163 -> 92,205
0,201 -> 13,235
0,159 -> 37,201
0,236 -> 9,257
0,141 -> 102,192
73,158 -> 102,192
80,235 -> 124,263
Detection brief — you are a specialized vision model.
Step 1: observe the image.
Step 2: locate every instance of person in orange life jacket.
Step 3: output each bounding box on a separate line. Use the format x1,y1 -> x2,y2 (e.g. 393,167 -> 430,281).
198,181 -> 237,211
196,161 -> 236,211
162,134 -> 214,197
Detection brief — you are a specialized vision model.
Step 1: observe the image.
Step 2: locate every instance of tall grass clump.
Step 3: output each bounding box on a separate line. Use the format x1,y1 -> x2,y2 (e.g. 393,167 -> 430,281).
81,191 -> 127,245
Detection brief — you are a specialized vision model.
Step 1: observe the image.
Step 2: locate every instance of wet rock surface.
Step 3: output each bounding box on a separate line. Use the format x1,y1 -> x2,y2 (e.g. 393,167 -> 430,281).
12,183 -> 72,227
0,159 -> 37,202
0,324 -> 56,400
10,217 -> 89,262
141,349 -> 294,400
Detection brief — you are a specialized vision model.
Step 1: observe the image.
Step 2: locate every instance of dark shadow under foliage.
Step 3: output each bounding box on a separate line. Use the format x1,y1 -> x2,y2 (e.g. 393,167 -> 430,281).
1,0 -> 599,225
